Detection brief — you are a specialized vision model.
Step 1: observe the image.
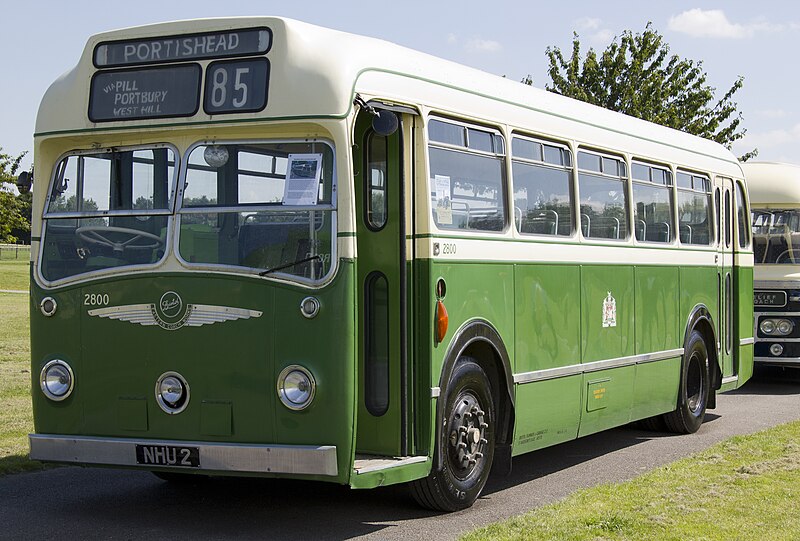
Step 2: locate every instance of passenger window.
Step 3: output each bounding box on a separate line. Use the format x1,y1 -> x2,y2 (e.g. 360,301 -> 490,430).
632,161 -> 673,243
366,132 -> 388,230
578,151 -> 629,240
736,181 -> 750,249
724,186 -> 732,248
677,171 -> 713,245
428,119 -> 506,232
511,136 -> 573,236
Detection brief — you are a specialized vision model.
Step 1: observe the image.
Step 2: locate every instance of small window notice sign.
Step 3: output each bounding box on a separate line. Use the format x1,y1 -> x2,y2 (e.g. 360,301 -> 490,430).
282,154 -> 323,206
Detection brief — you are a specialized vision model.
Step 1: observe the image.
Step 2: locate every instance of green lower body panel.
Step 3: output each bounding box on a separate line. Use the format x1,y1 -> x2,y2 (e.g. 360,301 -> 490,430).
512,375 -> 581,456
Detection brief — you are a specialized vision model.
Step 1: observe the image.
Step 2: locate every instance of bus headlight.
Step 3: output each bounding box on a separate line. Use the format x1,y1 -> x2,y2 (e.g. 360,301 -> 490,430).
40,360 -> 75,401
760,318 -> 794,336
155,372 -> 190,414
277,365 -> 316,411
777,319 -> 794,335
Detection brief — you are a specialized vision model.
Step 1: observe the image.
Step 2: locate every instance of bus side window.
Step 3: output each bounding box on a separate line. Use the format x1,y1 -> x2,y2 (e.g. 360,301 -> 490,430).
735,181 -> 750,249
631,160 -> 674,243
428,118 -> 506,232
577,150 -> 629,240
677,172 -> 712,246
511,136 -> 573,237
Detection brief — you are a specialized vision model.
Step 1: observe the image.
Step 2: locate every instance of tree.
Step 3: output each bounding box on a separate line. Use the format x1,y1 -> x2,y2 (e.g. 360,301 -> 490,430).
0,148 -> 30,244
544,24 -> 757,161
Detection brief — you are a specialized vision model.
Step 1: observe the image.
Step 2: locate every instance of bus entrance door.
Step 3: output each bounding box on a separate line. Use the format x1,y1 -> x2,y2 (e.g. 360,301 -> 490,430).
353,109 -> 409,457
717,177 -> 736,379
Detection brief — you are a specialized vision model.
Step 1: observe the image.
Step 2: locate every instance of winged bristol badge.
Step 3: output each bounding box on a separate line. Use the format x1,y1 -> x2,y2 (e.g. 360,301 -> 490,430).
87,291 -> 262,331
602,292 -> 617,328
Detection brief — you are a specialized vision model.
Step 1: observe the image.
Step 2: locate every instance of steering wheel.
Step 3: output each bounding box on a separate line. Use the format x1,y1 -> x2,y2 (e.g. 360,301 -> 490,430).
774,250 -> 797,264
76,226 -> 164,253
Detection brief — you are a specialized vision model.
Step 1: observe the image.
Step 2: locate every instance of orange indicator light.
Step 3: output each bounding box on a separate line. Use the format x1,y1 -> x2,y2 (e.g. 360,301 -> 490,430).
435,299 -> 449,343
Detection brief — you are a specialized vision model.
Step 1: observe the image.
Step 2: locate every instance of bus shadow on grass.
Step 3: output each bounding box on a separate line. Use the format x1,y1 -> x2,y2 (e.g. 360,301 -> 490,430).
0,454 -> 51,477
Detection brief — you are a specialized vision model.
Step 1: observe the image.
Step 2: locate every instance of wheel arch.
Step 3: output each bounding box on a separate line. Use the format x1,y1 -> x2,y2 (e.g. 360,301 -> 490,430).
684,304 -> 721,393
434,318 -> 515,470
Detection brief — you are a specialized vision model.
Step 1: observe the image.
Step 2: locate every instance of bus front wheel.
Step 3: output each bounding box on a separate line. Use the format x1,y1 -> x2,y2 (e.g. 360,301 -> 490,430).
663,329 -> 710,434
411,357 -> 495,512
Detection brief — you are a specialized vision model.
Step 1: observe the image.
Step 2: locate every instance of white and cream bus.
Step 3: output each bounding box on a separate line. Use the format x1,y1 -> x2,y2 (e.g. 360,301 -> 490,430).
743,162 -> 800,367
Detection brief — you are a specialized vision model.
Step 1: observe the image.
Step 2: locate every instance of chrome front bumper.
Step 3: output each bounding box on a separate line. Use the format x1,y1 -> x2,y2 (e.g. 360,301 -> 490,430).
29,434 -> 338,476
754,356 -> 800,366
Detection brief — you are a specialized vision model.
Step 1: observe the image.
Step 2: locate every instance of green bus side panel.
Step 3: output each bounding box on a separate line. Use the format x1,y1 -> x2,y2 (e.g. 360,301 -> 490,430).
514,264 -> 581,373
679,266 -> 718,335
634,266 -> 680,354
631,266 -> 681,419
577,366 -> 635,437
736,265 -> 754,385
581,265 -> 635,363
512,264 -> 581,455
512,375 -> 581,456
30,262 -> 357,484
429,261 -> 515,374
631,357 -> 680,421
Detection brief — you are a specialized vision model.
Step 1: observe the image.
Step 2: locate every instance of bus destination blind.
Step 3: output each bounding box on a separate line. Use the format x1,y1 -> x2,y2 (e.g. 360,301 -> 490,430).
89,64 -> 201,122
94,28 -> 271,67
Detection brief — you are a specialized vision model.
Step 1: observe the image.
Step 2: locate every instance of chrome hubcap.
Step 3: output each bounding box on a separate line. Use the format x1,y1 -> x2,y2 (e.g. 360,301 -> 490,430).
447,391 -> 488,478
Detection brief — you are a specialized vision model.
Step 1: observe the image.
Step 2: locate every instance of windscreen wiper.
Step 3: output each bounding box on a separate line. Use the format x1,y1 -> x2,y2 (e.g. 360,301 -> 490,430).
258,255 -> 322,276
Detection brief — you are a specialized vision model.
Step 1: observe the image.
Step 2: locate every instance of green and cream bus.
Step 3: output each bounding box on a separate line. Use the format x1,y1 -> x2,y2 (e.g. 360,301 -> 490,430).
27,17 -> 753,511
743,162 -> 800,367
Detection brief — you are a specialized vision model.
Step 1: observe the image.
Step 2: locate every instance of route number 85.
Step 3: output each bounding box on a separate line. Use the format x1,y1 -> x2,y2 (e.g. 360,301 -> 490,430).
203,58 -> 269,114
210,67 -> 249,108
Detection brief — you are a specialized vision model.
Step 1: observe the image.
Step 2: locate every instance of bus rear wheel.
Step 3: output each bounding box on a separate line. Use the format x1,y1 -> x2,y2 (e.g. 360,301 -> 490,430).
663,329 -> 710,434
411,357 -> 495,512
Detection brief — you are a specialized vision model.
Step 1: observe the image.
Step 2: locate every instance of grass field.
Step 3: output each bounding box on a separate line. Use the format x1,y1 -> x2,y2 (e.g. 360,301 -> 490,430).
462,421 -> 800,540
0,260 -> 41,475
0,259 -> 29,291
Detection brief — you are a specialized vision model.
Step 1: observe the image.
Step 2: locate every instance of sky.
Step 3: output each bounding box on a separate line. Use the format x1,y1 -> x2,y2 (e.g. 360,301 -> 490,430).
2,0 -> 800,174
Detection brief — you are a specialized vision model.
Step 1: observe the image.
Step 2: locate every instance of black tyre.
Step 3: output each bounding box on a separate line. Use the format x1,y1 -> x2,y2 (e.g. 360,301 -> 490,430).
411,357 -> 495,512
635,415 -> 667,432
663,330 -> 710,434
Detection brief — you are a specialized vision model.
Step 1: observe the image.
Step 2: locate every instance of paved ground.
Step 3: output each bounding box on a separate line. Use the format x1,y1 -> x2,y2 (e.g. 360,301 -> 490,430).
1,367 -> 799,541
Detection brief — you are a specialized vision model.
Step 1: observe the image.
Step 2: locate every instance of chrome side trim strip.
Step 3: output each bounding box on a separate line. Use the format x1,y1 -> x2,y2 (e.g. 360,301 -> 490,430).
721,375 -> 739,385
740,337 -> 755,346
431,387 -> 441,398
513,348 -> 684,385
29,434 -> 338,476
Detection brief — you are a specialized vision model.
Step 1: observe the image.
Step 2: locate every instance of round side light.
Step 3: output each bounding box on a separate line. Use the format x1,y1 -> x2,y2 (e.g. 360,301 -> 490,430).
40,297 -> 57,317
277,365 -> 316,411
300,297 -> 320,319
40,359 -> 74,401
770,344 -> 784,356
155,372 -> 190,414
